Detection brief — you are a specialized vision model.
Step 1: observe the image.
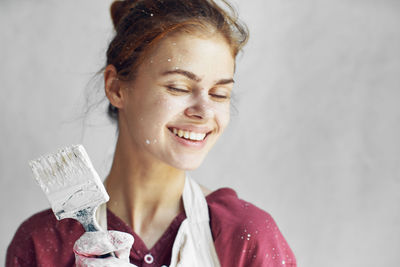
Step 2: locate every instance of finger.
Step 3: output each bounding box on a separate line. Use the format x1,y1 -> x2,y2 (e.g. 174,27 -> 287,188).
76,255 -> 137,267
107,230 -> 134,260
74,231 -> 115,256
74,231 -> 134,258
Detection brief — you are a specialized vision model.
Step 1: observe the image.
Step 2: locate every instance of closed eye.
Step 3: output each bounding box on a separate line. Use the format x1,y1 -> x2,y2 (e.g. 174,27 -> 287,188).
210,94 -> 229,99
166,86 -> 190,93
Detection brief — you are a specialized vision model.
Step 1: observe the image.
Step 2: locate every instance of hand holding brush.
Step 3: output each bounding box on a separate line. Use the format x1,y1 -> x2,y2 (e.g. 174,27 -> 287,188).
29,144 -> 137,265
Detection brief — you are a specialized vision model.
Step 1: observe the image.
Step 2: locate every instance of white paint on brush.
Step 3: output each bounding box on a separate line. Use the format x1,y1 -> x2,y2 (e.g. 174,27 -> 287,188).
29,145 -> 109,221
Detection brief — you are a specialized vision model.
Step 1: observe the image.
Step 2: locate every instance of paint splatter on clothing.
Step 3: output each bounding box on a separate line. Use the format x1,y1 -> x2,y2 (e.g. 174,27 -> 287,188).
6,188 -> 296,266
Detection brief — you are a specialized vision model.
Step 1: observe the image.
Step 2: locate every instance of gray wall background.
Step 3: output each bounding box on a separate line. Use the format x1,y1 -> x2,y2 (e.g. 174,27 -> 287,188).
1,0 -> 399,266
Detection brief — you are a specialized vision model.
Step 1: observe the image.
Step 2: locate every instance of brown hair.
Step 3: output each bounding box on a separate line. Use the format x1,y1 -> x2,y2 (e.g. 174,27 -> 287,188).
106,0 -> 249,120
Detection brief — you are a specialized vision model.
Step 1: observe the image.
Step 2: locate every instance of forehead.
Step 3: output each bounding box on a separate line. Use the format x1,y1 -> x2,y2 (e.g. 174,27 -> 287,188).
141,34 -> 235,80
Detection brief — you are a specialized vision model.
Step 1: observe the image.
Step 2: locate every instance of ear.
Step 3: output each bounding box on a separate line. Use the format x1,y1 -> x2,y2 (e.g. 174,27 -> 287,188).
104,64 -> 124,109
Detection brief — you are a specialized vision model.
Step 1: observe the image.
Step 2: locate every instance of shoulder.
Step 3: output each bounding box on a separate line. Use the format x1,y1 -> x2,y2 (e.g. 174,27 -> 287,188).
206,188 -> 297,267
6,209 -> 83,266
206,188 -> 276,238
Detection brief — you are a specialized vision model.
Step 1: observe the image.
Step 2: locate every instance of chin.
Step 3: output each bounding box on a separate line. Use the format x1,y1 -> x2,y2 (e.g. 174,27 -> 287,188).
168,156 -> 206,171
180,164 -> 202,171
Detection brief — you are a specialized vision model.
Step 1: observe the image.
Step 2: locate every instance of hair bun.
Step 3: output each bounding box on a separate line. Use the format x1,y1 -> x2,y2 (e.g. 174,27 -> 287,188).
110,0 -> 136,29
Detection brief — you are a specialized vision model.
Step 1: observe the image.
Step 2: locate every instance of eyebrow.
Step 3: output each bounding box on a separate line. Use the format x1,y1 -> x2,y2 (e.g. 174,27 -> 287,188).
161,69 -> 234,85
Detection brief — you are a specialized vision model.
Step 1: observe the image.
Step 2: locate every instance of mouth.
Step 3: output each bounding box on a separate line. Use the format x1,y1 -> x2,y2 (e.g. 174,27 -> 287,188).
167,127 -> 212,142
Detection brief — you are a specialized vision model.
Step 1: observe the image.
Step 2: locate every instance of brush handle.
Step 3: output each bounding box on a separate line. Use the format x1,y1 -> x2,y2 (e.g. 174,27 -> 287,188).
75,206 -> 102,232
75,206 -> 116,258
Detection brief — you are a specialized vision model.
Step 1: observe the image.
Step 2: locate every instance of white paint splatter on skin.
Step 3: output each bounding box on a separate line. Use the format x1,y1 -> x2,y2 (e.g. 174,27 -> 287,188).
117,35 -> 233,171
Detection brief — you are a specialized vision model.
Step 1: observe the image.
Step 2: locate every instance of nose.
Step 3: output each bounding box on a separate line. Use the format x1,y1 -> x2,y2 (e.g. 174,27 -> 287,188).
184,94 -> 213,120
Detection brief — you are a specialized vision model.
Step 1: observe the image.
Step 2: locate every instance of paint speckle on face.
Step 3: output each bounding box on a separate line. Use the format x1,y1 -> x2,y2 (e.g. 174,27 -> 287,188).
120,35 -> 233,170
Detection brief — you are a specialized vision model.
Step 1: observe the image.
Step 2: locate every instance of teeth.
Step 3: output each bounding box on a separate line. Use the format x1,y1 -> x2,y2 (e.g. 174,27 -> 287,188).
171,128 -> 207,141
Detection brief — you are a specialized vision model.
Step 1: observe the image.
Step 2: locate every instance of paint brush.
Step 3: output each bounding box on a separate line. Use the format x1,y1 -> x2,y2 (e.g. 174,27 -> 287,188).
29,145 -> 114,257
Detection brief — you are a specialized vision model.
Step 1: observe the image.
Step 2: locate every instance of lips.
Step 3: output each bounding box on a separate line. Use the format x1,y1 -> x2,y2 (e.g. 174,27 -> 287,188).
167,127 -> 211,143
171,128 -> 206,141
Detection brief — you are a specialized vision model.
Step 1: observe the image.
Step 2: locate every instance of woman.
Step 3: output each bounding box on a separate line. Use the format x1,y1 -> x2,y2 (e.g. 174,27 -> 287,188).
7,0 -> 296,266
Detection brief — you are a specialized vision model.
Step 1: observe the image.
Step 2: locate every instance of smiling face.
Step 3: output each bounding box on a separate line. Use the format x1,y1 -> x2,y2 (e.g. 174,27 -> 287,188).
116,33 -> 235,170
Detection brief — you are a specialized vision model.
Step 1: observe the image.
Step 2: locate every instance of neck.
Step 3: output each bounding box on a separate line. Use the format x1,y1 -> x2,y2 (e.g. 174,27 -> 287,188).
105,134 -> 186,235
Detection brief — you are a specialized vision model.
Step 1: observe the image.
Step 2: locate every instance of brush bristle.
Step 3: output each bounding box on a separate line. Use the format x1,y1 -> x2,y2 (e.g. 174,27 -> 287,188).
30,145 -> 92,193
29,145 -> 109,220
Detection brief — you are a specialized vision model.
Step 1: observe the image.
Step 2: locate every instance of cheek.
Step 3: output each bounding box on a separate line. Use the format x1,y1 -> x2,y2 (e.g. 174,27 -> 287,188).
220,110 -> 230,130
156,95 -> 177,113
157,95 -> 190,114
215,103 -> 231,132
148,95 -> 189,129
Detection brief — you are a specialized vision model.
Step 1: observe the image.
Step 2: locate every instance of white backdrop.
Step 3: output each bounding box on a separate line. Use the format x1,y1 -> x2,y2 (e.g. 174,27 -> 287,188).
1,0 -> 399,266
